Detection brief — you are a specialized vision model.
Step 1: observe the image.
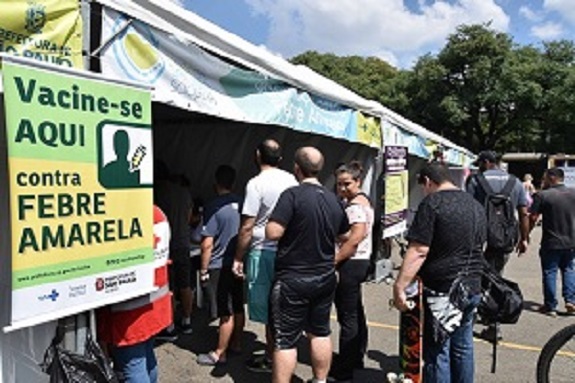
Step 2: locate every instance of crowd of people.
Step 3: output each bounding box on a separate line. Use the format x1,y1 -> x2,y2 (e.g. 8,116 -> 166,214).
96,144 -> 575,383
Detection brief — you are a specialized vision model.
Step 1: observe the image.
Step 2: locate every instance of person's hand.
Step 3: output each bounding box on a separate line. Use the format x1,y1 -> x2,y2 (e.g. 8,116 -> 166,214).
200,270 -> 209,287
232,259 -> 244,279
392,284 -> 410,312
516,239 -> 529,256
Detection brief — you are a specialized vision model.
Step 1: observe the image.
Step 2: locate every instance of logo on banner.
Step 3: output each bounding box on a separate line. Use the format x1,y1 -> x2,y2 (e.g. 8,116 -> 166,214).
111,16 -> 165,84
25,2 -> 46,34
98,124 -> 153,188
68,284 -> 87,298
38,289 -> 60,302
95,272 -> 138,293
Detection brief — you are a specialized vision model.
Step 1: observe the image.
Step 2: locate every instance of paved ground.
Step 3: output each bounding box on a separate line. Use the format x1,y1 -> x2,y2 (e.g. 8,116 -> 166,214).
156,226 -> 574,382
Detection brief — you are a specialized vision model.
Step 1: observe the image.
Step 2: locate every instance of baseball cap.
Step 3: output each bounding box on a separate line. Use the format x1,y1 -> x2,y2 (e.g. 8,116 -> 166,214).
473,150 -> 498,166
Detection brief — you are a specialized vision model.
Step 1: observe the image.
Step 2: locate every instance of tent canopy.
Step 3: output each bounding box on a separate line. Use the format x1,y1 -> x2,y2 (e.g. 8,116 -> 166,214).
95,0 -> 474,166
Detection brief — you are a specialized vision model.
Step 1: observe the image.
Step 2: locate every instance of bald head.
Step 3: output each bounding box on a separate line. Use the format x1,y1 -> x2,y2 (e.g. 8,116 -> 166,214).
295,146 -> 324,178
257,139 -> 282,166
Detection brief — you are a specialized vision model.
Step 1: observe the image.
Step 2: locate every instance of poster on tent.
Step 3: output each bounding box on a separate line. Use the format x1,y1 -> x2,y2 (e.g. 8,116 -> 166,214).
99,7 -> 381,149
0,0 -> 83,68
382,145 -> 408,238
2,57 -> 155,329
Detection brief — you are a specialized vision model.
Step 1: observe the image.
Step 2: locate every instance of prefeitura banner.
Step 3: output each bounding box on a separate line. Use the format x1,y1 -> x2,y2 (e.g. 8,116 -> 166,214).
382,145 -> 408,238
0,0 -> 83,68
2,57 -> 154,329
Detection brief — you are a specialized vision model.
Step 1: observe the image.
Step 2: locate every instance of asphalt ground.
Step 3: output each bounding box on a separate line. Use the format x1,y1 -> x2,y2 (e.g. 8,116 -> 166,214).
156,226 -> 575,382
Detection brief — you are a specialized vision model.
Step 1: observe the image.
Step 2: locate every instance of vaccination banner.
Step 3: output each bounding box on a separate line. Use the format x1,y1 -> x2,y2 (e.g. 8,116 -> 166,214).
2,57 -> 154,329
382,145 -> 408,238
100,7 -> 381,148
0,0 -> 83,68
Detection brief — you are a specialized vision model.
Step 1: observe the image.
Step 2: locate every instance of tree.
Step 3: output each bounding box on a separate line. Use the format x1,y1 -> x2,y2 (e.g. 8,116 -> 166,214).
290,51 -> 398,105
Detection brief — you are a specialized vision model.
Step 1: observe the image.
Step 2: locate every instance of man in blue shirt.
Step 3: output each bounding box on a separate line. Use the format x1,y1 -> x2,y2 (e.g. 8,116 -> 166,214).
197,165 -> 244,366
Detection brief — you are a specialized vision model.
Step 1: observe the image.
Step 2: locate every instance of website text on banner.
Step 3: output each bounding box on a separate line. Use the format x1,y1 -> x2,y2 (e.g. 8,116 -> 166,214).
2,57 -> 155,330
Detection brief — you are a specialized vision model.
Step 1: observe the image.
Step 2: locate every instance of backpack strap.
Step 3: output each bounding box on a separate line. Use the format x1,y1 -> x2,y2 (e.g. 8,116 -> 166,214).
475,173 -> 494,195
475,173 -> 516,197
500,175 -> 516,197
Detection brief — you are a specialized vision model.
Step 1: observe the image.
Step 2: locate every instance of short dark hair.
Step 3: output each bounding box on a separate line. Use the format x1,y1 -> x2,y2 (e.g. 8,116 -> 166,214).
335,160 -> 364,181
215,165 -> 236,190
295,147 -> 324,178
418,162 -> 452,185
257,139 -> 281,166
547,167 -> 564,180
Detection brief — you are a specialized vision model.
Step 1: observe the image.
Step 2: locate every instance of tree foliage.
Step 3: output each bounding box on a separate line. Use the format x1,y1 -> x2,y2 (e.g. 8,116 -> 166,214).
290,25 -> 575,154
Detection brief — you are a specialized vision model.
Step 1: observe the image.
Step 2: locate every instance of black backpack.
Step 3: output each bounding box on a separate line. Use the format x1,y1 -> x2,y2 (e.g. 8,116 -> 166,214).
475,173 -> 519,253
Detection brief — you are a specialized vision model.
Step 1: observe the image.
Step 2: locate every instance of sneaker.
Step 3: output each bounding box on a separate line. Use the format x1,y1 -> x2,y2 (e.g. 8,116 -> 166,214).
197,351 -> 226,366
245,354 -> 272,373
155,328 -> 178,342
566,302 -> 575,315
538,305 -> 558,317
180,322 -> 193,335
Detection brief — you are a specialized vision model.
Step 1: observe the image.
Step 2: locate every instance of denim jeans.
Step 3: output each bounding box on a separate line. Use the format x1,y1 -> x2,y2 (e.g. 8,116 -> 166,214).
112,338 -> 158,383
539,248 -> 575,310
423,293 -> 481,383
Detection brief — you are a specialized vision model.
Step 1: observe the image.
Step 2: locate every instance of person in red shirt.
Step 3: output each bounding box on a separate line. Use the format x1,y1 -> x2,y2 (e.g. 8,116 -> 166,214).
97,205 -> 173,383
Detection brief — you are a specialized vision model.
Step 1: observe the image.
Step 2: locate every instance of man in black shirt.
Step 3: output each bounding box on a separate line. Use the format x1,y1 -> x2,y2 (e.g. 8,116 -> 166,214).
393,162 -> 487,383
529,167 -> 575,316
266,146 -> 349,383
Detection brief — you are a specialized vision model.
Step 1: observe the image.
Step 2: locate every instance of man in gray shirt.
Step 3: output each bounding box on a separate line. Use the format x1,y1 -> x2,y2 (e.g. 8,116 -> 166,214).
529,167 -> 575,316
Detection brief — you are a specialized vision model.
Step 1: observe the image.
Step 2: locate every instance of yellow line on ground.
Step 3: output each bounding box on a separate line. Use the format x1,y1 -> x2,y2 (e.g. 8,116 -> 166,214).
330,315 -> 575,357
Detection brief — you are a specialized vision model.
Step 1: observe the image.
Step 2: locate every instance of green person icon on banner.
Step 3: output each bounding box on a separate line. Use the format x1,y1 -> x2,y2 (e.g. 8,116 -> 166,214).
98,123 -> 153,189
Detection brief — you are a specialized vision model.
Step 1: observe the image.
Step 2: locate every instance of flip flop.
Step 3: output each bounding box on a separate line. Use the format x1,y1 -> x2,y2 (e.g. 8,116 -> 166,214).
197,351 -> 226,366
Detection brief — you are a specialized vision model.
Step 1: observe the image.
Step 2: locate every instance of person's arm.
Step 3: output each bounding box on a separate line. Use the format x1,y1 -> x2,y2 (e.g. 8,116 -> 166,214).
200,236 -> 214,281
517,206 -> 530,255
335,221 -> 367,265
393,241 -> 429,311
528,192 -> 543,233
266,220 -> 285,241
232,216 -> 255,277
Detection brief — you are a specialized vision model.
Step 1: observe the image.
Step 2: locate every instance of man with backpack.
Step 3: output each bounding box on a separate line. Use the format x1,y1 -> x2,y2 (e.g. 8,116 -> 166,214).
466,150 -> 530,339
467,150 -> 530,270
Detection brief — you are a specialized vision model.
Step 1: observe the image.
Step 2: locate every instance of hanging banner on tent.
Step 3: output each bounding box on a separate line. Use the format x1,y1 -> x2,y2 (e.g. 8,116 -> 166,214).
0,0 -> 83,68
382,145 -> 408,238
2,56 -> 154,330
99,8 -> 380,148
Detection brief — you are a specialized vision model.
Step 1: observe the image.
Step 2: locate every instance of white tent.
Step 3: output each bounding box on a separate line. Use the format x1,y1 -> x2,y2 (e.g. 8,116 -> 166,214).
95,0 -> 474,167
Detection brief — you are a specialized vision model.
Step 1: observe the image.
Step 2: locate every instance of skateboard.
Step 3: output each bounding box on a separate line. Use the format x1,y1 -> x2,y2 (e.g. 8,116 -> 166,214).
388,277 -> 423,383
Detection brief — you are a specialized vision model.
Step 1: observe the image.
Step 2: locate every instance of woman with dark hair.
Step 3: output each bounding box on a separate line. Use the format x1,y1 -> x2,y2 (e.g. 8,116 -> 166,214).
331,161 -> 374,381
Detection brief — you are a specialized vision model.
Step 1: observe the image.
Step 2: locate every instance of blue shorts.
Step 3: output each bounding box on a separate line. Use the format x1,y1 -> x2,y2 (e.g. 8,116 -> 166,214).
246,249 -> 276,324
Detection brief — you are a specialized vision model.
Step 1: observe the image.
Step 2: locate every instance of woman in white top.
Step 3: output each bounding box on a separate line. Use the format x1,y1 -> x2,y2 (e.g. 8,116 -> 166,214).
331,161 -> 374,381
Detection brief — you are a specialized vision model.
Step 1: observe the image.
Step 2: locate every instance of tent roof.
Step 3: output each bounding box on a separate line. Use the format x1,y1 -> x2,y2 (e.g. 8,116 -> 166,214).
96,0 -> 473,160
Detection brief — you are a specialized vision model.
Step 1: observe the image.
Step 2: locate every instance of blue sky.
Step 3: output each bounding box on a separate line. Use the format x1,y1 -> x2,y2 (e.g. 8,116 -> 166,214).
171,1 -> 575,68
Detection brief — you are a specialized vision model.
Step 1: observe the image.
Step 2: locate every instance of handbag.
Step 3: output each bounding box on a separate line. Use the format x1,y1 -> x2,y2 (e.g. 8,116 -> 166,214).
41,325 -> 119,383
478,260 -> 524,325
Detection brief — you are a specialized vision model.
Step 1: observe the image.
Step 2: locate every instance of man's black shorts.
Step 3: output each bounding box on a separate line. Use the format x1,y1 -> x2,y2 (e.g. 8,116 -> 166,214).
204,267 -> 244,319
270,271 -> 337,350
169,247 -> 191,290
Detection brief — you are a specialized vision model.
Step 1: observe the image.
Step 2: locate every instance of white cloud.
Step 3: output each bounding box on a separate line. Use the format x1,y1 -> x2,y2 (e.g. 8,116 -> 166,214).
544,0 -> 575,24
519,6 -> 542,22
531,22 -> 564,40
243,0 -> 509,67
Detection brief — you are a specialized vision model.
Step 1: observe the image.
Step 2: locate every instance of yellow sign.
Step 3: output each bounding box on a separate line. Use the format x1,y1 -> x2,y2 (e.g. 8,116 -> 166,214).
0,0 -> 83,68
3,57 -> 154,328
